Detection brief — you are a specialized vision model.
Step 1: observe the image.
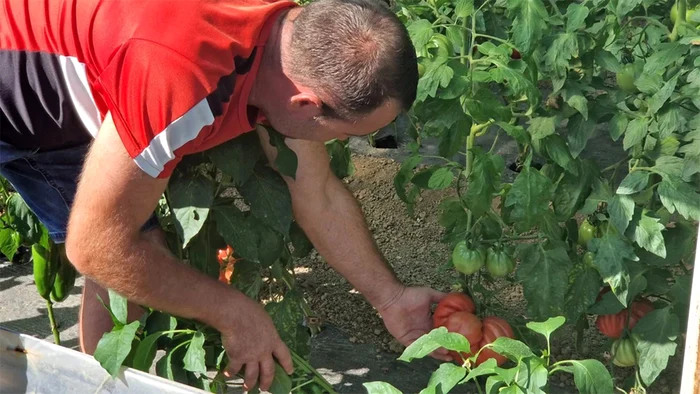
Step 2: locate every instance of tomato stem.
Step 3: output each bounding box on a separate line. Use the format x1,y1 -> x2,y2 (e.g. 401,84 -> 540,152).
46,300 -> 60,345
670,0 -> 686,41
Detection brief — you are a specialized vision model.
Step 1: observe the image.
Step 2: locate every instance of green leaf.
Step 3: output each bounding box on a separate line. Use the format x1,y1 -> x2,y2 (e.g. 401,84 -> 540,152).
527,116 -> 557,140
565,264 -> 603,321
516,244 -> 571,320
527,316 -> 566,342
251,221 -> 284,267
632,307 -> 679,385
623,118 -> 649,151
668,275 -> 691,318
6,193 -> 42,243
455,0 -> 475,18
643,43 -> 689,75
515,358 -> 548,394
507,0 -> 547,53
589,231 -> 637,307
658,176 -> 700,220
0,228 -> 20,261
553,160 -> 595,219
595,50 -> 623,73
545,33 -> 579,80
579,178 -> 612,215
240,164 -> 293,236
489,337 -> 536,362
265,289 -> 307,357
544,134 -> 577,174
411,167 -> 454,190
214,206 -> 258,261
183,331 -> 207,374
485,375 -> 507,394
617,171 -> 650,195
644,269 -> 673,295
399,327 -> 472,362
461,88 -> 510,123
289,221 -> 313,258
418,64 -> 454,102
326,139 -> 355,179
504,167 -> 553,232
132,332 -> 163,372
566,3 -> 589,31
568,359 -> 613,394
567,113 -> 597,158
267,364 -> 294,394
145,311 -> 177,338
108,289 -> 129,326
657,107 -> 684,139
497,122 -> 530,145
407,19 -> 434,50
628,211 -> 666,258
615,0 -> 642,18
648,76 -> 678,115
266,128 -> 298,180
420,363 -> 466,394
588,290 -> 625,315
608,194 -> 635,233
637,223 -> 696,267
168,172 -> 214,248
566,94 -> 589,120
394,154 -> 423,204
232,260 -> 263,299
207,131 -> 263,186
488,60 -> 541,106
93,321 -> 140,377
464,358 -> 498,381
363,382 -> 403,394
439,117 -> 471,158
609,113 -> 628,141
465,148 -> 504,218
186,220 -> 221,279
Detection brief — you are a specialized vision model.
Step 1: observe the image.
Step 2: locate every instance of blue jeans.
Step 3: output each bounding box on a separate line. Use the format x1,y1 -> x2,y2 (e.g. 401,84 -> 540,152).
0,141 -> 159,243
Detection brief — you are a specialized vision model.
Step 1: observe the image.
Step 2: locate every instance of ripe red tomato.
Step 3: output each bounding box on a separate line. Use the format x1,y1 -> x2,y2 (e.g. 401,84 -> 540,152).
596,298 -> 654,339
444,312 -> 482,362
433,292 -> 476,328
629,299 -> 654,327
475,316 -> 514,366
510,49 -> 521,59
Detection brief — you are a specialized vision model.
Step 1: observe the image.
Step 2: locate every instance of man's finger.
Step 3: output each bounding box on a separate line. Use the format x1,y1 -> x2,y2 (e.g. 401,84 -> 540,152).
258,357 -> 275,392
429,350 -> 453,362
243,362 -> 259,390
227,360 -> 243,377
274,342 -> 294,375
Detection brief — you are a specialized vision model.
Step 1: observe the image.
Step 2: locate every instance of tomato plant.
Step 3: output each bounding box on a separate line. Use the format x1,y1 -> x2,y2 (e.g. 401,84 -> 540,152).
612,337 -> 639,368
388,0 -> 698,390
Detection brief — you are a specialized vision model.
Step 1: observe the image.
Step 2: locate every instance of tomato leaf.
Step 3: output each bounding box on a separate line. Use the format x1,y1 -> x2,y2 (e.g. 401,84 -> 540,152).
615,0 -> 642,19
454,0 -> 475,18
132,332 -> 163,372
207,131 -> 263,186
658,176 -> 700,220
565,264 -> 603,320
326,139 -> 355,179
653,156 -> 684,179
647,76 -> 678,115
609,113 -> 629,141
465,148 -> 504,218
526,316 -> 566,343
183,331 -> 207,374
363,382 -> 403,394
668,275 -> 691,326
623,117 -> 649,151
399,327 -> 472,362
108,289 -> 129,326
516,244 -> 570,319
266,128 -> 298,180
0,228 -> 20,261
632,308 -> 679,385
418,64 -> 454,102
6,193 -> 42,244
419,363 -> 466,394
407,19 -> 434,50
579,178 -> 612,215
628,211 -> 666,258
214,206 -> 258,262
497,122 -> 530,146
93,321 -> 140,377
461,88 -> 510,123
595,50 -> 623,73
565,3 -> 589,31
240,164 -> 293,236
617,171 -> 649,195
527,116 -> 557,141
489,337 -> 536,362
504,167 -> 553,232
567,359 -> 613,394
395,154 -> 423,204
411,167 -> 454,190
507,0 -> 547,53
463,358 -> 497,381
231,260 -> 263,299
643,43 -> 690,75
168,172 -> 214,248
567,113 -> 598,158
589,231 -> 637,307
608,194 -> 635,233
553,160 -> 595,219
543,134 -> 578,174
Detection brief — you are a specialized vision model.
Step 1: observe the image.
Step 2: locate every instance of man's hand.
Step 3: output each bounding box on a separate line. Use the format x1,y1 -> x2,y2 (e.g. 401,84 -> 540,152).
377,286 -> 452,361
221,295 -> 294,391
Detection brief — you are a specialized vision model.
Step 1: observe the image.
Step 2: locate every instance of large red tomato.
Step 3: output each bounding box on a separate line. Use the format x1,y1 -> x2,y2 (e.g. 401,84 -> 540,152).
443,312 -> 482,362
475,316 -> 514,366
629,299 -> 654,327
433,292 -> 476,328
596,298 -> 654,339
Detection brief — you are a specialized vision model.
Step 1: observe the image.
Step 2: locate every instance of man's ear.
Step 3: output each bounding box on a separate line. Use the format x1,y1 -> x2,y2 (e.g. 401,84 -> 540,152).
289,92 -> 323,117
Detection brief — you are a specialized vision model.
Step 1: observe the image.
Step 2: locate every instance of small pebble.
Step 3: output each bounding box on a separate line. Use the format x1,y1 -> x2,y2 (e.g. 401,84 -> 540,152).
661,386 -> 670,393
558,382 -> 566,388
374,329 -> 382,335
349,337 -> 357,343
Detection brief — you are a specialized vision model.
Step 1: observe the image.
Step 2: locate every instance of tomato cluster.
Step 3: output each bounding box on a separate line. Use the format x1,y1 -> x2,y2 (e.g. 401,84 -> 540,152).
433,293 -> 514,366
596,294 -> 654,339
452,242 -> 515,278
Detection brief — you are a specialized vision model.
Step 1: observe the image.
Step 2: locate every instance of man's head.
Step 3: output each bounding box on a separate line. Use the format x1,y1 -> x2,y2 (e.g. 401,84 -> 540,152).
254,0 -> 418,141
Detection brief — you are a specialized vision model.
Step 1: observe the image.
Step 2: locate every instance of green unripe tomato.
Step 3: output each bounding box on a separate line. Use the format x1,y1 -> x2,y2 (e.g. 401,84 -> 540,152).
485,248 -> 515,277
583,252 -> 595,268
417,63 -> 426,78
616,64 -> 637,93
671,3 -> 700,26
612,337 -> 638,367
452,241 -> 485,275
578,220 -> 597,246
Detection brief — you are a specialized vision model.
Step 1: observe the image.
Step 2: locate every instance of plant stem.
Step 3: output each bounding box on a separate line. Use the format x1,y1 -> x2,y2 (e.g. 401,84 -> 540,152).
669,0 -> 686,41
460,18 -> 469,66
46,300 -> 61,345
478,235 -> 540,243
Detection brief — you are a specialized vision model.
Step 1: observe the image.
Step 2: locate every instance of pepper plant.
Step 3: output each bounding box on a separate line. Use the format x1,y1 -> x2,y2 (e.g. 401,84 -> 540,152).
388,0 -> 699,391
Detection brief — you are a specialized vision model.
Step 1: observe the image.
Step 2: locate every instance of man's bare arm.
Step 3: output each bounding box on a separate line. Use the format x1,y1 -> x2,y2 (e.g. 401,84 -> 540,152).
66,115 -> 292,390
256,128 -> 404,310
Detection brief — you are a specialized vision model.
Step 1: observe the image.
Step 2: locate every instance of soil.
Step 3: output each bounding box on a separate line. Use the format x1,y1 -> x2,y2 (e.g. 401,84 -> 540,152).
296,152 -> 684,394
